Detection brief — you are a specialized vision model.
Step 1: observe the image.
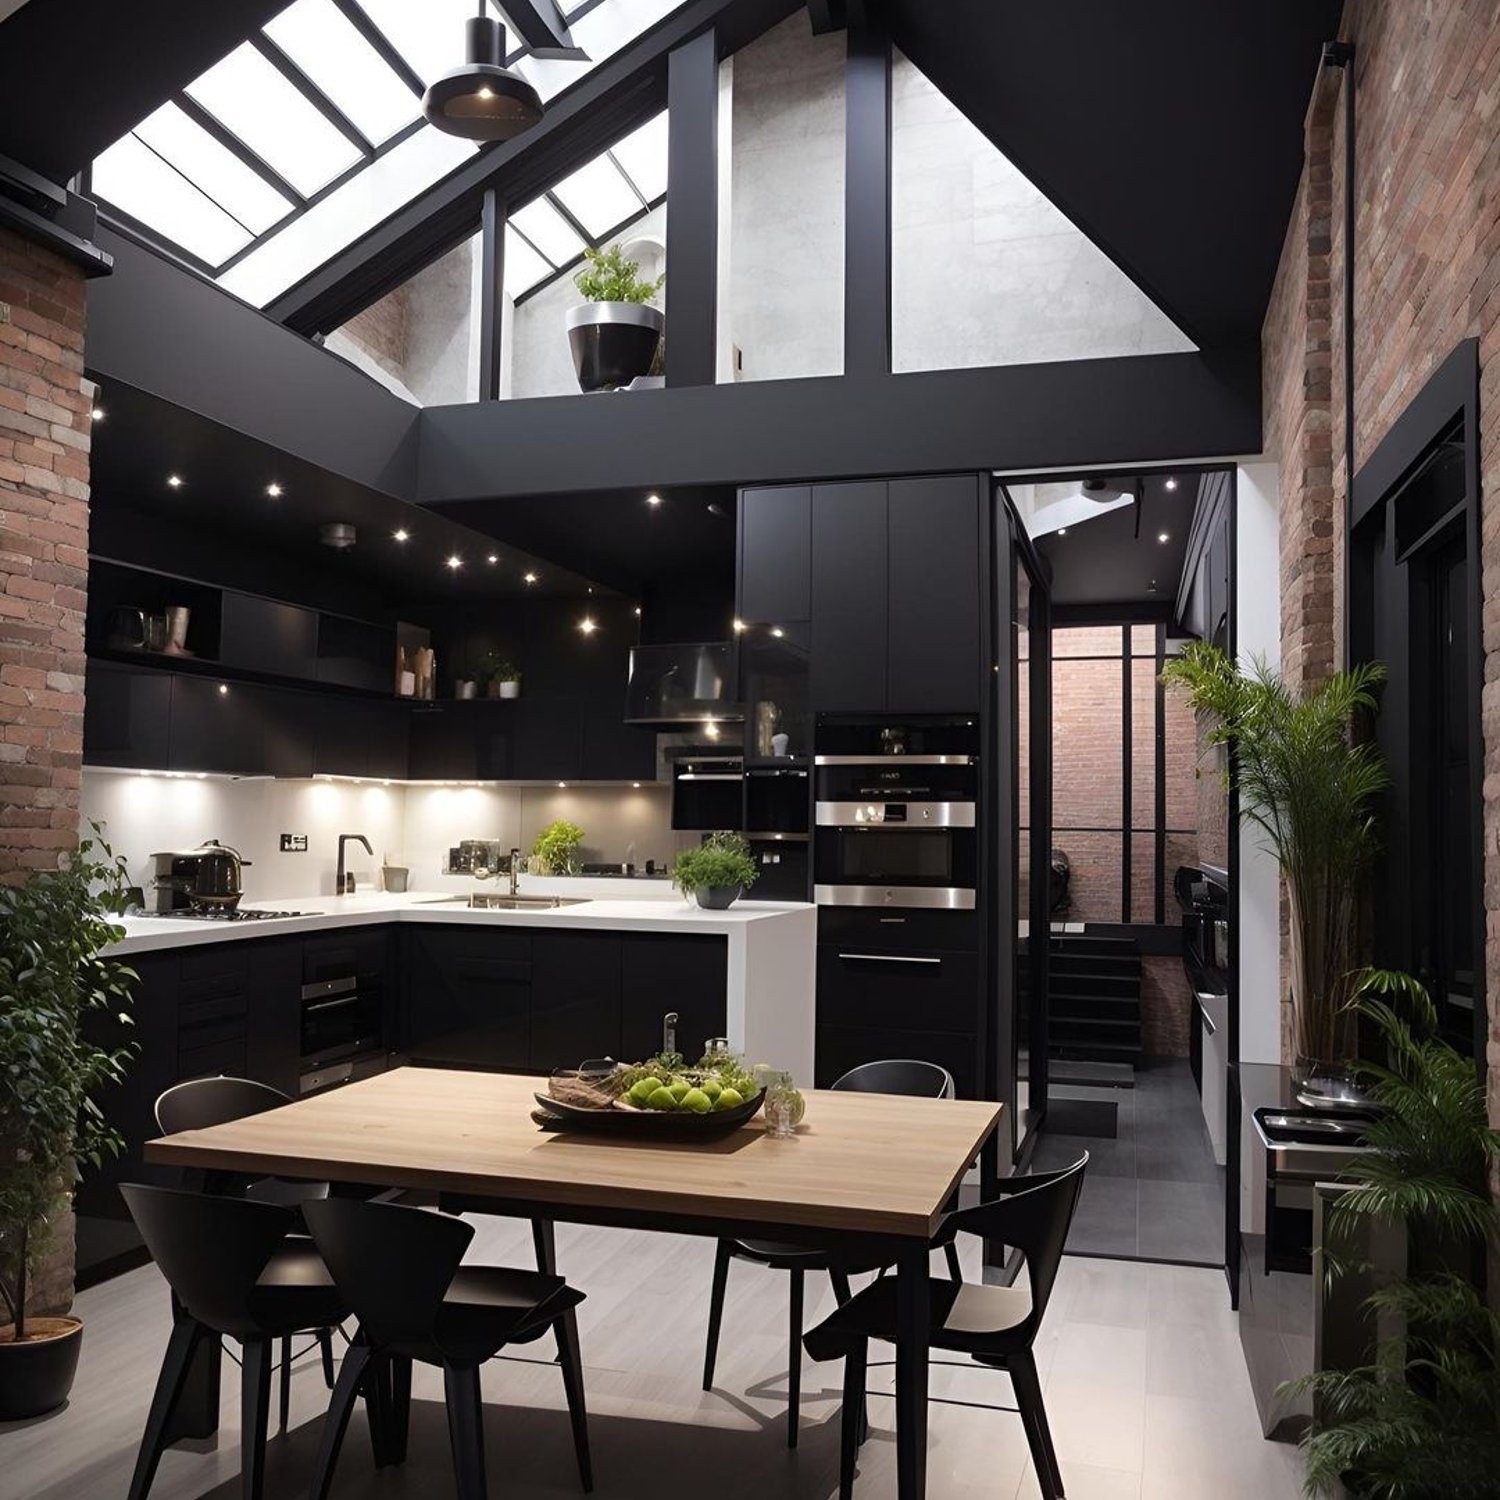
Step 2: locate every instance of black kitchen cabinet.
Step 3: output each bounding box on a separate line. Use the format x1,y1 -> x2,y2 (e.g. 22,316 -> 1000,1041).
740,485 -> 811,624
816,1022 -> 978,1098
317,614 -> 395,693
887,476 -> 983,712
530,931 -> 621,1072
220,592 -> 318,679
402,926 -> 532,1070
243,937 -> 303,1096
409,703 -> 478,781
82,660 -> 171,769
817,945 -> 980,1035
581,708 -> 656,781
513,698 -> 582,782
811,481 -> 888,712
619,934 -> 728,1063
168,674 -> 264,775
313,695 -> 409,779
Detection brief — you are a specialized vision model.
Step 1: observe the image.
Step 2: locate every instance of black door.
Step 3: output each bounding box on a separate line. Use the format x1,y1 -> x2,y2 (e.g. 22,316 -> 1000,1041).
740,485 -> 811,624
168,675 -> 264,774
220,593 -> 318,680
811,481 -> 887,711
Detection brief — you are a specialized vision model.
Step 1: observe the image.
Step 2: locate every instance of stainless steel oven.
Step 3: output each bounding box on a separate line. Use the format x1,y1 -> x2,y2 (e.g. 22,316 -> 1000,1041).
812,719 -> 979,910
300,973 -> 383,1088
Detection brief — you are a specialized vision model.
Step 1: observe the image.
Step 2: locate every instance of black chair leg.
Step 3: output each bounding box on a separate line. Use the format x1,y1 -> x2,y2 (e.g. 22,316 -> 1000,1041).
319,1327 -> 336,1388
786,1265 -> 805,1449
555,1307 -> 594,1492
533,1218 -> 565,1363
444,1364 -> 488,1500
240,1338 -> 273,1500
308,1342 -> 372,1500
388,1354 -> 413,1465
364,1353 -> 396,1468
702,1239 -> 732,1391
827,1269 -> 868,1445
1011,1349 -> 1064,1499
127,1317 -> 204,1500
943,1240 -> 963,1283
278,1334 -> 292,1435
838,1338 -> 868,1500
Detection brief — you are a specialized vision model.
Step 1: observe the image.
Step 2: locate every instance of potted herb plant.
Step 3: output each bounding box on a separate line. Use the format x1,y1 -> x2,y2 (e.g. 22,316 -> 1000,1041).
1163,644 -> 1387,1103
531,819 -> 585,876
565,243 -> 665,392
0,830 -> 136,1419
1288,971 -> 1500,1498
671,831 -> 758,911
482,653 -> 521,700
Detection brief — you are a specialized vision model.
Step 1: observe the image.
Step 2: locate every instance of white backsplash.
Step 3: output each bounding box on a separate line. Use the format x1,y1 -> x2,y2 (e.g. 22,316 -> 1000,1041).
81,771 -> 694,902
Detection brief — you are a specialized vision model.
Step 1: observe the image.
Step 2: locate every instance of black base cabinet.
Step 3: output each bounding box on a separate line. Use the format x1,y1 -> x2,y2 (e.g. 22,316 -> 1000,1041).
530,930 -> 621,1073
815,1022 -> 978,1099
620,934 -> 730,1064
401,926 -> 532,1071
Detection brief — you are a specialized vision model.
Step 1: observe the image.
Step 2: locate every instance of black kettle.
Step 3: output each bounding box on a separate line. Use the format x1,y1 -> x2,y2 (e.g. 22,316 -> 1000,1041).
190,840 -> 251,909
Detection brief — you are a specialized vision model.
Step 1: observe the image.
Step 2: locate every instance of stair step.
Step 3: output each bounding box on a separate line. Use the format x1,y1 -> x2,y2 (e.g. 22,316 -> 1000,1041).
1050,1040 -> 1143,1064
1050,936 -> 1141,959
1050,1017 -> 1141,1040
1051,996 -> 1143,1021
1049,974 -> 1141,998
1048,1058 -> 1137,1089
1051,954 -> 1142,976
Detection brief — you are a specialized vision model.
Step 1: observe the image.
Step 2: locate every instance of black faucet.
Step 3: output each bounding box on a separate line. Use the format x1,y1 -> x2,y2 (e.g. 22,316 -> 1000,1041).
336,833 -> 374,895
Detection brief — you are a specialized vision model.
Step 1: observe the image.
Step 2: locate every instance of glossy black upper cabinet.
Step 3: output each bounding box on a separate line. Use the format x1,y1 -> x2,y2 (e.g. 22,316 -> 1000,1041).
887,476 -> 984,712
317,614 -> 395,693
739,486 -> 811,625
168,675 -> 264,774
219,593 -> 318,679
83,661 -> 171,769
810,481 -> 889,712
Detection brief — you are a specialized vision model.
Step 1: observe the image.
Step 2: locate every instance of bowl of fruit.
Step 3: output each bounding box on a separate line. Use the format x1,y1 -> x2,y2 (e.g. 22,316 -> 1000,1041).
533,1051 -> 765,1136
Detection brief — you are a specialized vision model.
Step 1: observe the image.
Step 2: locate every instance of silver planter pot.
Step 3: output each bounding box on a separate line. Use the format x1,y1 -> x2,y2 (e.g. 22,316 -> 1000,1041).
566,302 -> 664,392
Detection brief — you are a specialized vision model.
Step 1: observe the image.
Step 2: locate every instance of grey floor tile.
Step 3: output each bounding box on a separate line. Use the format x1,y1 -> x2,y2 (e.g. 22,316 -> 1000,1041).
1136,1179 -> 1224,1264
1067,1172 -> 1139,1257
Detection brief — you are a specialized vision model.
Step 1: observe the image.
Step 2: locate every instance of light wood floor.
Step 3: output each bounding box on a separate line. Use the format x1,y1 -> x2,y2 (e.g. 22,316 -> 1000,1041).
4,1217 -> 1307,1500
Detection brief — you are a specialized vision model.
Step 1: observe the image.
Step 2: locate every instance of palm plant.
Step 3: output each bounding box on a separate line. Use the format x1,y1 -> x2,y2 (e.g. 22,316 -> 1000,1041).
1290,971 -> 1500,1499
1162,643 -> 1388,1077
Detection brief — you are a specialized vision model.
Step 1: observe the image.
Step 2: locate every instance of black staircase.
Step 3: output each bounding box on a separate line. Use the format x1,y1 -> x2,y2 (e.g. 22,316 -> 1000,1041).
1047,934 -> 1142,1083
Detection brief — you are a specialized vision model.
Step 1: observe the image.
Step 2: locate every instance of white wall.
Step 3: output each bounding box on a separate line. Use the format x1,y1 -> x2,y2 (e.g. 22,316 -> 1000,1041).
890,51 -> 1195,373
81,771 -> 692,903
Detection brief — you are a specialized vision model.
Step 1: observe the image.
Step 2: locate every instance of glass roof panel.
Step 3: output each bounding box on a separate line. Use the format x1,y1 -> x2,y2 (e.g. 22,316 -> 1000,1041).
218,128 -> 475,306
510,197 -> 586,266
356,0 -> 498,86
504,225 -> 553,296
609,111 -> 668,201
264,0 -> 420,146
551,154 -> 640,236
185,42 -> 362,197
92,134 -> 252,265
132,102 -> 294,235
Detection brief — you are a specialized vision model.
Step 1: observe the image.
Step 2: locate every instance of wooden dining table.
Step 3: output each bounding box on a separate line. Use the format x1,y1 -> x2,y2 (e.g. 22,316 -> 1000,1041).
145,1066 -> 1003,1499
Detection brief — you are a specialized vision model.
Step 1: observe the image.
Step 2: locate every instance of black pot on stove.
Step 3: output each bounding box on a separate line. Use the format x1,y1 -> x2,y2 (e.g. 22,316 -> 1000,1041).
150,840 -> 252,913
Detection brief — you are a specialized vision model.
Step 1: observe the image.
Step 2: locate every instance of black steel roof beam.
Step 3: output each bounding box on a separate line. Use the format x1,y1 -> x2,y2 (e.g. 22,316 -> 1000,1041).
250,33 -> 377,159
607,148 -> 652,210
332,0 -> 428,98
495,0 -> 589,59
174,93 -> 309,210
542,190 -> 599,250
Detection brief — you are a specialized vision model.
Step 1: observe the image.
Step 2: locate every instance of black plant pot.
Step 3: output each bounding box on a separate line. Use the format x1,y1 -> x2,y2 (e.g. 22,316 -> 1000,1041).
0,1318 -> 83,1419
693,885 -> 742,911
566,302 -> 664,392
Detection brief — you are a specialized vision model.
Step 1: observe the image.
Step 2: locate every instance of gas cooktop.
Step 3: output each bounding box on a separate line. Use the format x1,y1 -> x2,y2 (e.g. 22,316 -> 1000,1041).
145,907 -> 322,922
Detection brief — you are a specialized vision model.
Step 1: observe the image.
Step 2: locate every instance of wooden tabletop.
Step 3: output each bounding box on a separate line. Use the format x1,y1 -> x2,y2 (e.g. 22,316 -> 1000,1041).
144,1067 -> 1002,1241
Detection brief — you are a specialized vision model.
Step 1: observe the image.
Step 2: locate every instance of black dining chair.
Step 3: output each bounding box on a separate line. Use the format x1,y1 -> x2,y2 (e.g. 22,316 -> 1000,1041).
154,1075 -> 338,1430
303,1196 -> 594,1500
121,1184 -> 356,1500
803,1154 -> 1088,1500
700,1058 -> 964,1448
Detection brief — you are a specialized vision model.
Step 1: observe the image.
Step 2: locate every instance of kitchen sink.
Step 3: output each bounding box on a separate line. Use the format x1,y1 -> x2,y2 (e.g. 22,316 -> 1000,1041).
418,894 -> 590,910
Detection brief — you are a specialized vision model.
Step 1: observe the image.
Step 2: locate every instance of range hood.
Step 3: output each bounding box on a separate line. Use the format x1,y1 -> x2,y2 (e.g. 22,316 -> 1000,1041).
625,641 -> 742,727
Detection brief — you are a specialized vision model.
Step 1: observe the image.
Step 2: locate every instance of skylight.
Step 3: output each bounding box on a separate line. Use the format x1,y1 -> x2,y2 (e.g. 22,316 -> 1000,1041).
89,0 -> 690,299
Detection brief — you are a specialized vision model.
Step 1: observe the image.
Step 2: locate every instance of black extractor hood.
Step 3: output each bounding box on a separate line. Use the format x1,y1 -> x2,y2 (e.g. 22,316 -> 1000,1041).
625,642 -> 742,728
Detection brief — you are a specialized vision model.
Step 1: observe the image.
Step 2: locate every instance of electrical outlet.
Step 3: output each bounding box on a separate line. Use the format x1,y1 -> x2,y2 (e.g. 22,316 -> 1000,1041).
280,834 -> 308,852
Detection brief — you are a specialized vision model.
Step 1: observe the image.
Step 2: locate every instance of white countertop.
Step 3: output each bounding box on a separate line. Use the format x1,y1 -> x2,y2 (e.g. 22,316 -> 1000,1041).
108,889 -> 816,955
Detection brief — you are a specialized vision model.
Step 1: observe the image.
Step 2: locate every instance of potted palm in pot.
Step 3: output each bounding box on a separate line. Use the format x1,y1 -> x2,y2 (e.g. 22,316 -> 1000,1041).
565,243 -> 665,392
1163,644 -> 1387,1104
0,829 -> 136,1418
671,831 -> 758,911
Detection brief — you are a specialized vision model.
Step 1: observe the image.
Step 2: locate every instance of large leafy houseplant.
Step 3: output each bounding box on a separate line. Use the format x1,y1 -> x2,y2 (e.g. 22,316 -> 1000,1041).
1289,971 -> 1500,1499
1162,643 -> 1387,1084
0,830 -> 135,1355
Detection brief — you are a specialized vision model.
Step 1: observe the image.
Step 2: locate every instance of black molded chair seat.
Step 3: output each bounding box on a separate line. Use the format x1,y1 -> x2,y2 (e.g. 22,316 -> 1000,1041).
252,1239 -> 343,1330
804,1275 -> 1034,1361
432,1266 -> 582,1365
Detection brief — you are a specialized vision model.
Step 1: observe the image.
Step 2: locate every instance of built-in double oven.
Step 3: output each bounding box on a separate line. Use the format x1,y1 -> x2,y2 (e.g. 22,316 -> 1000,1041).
813,718 -> 979,911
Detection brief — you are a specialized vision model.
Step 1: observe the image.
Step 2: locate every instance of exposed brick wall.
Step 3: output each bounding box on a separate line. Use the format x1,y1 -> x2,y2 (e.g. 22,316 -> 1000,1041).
1141,955 -> 1193,1059
0,225 -> 91,1318
1262,0 -> 1499,1115
335,282 -> 410,385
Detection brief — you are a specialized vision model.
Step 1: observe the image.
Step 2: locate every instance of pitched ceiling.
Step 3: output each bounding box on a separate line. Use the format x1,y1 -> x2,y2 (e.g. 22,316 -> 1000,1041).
885,0 -> 1343,346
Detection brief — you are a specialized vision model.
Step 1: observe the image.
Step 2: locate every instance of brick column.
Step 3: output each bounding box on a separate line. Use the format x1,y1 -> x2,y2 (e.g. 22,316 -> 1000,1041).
0,224 -> 92,1317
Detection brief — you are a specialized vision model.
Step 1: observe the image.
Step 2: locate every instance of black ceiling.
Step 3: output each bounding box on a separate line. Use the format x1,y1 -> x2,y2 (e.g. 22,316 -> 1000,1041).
428,485 -> 739,598
1026,471 -> 1201,608
0,0 -> 288,184
886,0 -> 1343,346
88,382 -> 610,606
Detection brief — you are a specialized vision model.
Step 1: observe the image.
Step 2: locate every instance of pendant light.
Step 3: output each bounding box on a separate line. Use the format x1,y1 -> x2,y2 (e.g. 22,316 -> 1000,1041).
423,2 -> 544,143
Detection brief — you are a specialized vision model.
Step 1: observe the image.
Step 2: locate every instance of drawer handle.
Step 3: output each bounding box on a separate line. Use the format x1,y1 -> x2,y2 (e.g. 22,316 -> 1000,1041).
306,995 -> 360,1014
837,952 -> 941,966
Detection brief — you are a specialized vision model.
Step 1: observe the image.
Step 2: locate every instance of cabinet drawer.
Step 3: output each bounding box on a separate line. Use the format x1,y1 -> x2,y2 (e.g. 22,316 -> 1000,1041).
815,1022 -> 978,1098
179,1036 -> 248,1082
817,946 -> 979,1034
816,906 -> 978,953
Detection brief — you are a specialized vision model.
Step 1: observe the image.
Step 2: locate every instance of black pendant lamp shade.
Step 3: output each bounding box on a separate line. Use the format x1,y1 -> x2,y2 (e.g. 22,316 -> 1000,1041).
423,11 -> 543,142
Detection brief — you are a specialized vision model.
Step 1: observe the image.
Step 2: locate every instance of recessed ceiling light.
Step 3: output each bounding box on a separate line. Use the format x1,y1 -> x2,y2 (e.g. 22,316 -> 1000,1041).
487,553 -> 498,565
578,616 -> 597,635
557,781 -> 567,789
523,571 -> 538,585
393,528 -> 410,543
1164,477 -> 1178,491
90,407 -> 105,422
771,626 -> 785,639
166,474 -> 183,489
733,619 -> 746,633
217,683 -> 229,696
634,606 -> 641,617
446,554 -> 462,570
266,482 -> 283,498
1157,531 -> 1171,544
646,493 -> 662,507
632,782 -> 641,789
